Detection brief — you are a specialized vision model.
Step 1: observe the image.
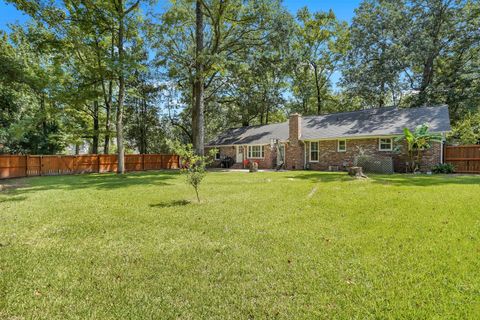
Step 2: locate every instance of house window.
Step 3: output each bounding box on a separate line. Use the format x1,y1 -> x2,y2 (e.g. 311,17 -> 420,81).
379,138 -> 393,151
215,152 -> 221,160
248,145 -> 264,158
310,141 -> 319,162
338,140 -> 346,152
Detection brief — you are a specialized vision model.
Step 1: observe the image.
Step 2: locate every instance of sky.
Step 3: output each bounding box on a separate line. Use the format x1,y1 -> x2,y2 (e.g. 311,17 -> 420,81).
0,0 -> 361,32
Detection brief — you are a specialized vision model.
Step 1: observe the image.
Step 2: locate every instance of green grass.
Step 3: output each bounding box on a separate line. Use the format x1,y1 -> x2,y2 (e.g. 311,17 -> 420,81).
1,171 -> 480,319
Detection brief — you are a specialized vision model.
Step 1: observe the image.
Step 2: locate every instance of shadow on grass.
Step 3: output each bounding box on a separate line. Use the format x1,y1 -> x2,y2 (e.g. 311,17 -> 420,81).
150,199 -> 190,208
4,170 -> 179,196
290,171 -> 480,187
0,195 -> 27,203
287,172 -> 350,183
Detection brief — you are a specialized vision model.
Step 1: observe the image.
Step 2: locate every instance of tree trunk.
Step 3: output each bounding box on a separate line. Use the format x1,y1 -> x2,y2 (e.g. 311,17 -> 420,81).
348,166 -> 368,178
418,55 -> 435,105
415,148 -> 423,173
313,63 -> 322,115
378,41 -> 386,108
192,0 -> 205,156
116,1 -> 126,174
92,100 -> 99,154
104,93 -> 111,154
103,35 -> 115,154
417,4 -> 445,106
141,97 -> 148,154
40,93 -> 47,137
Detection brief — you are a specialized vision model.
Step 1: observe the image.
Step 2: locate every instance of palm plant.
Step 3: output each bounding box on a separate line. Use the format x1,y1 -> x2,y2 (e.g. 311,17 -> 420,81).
396,124 -> 443,173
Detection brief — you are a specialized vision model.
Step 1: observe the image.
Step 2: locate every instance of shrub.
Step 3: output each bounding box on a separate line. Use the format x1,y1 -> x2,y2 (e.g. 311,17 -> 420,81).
395,124 -> 443,173
432,163 -> 455,174
169,141 -> 216,202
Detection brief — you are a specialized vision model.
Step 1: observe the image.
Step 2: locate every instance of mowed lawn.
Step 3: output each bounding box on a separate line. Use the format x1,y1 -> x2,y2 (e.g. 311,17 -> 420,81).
1,171 -> 479,319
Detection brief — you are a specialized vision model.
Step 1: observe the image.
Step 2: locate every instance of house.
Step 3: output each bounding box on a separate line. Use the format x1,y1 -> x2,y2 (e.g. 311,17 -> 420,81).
205,105 -> 451,173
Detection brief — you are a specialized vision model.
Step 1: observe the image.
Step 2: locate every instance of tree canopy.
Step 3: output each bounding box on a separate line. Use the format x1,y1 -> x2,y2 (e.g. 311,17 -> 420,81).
1,0 -> 479,156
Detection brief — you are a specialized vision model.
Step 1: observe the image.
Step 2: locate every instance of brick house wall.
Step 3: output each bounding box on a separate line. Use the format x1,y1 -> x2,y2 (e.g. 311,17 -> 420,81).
205,146 -> 237,167
206,113 -> 444,172
206,144 -> 278,169
304,138 -> 442,172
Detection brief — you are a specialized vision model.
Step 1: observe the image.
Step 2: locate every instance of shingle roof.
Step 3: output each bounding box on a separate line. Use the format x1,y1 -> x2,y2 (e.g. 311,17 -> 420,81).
301,105 -> 451,140
207,105 -> 451,146
207,122 -> 288,146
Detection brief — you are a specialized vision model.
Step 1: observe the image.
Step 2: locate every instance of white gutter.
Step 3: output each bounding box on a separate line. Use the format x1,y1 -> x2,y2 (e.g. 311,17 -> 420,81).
301,134 -> 403,142
300,130 -> 449,142
207,140 -> 288,148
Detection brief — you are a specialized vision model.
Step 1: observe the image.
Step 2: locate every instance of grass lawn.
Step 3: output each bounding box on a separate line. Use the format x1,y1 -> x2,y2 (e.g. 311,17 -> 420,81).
1,171 -> 479,319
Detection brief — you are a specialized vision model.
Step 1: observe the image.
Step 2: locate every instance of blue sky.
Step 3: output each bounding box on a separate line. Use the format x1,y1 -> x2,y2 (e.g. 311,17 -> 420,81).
0,0 -> 360,32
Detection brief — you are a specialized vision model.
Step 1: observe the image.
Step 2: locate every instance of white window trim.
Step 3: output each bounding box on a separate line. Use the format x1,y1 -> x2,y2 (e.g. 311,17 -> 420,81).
337,139 -> 346,152
214,152 -> 221,160
379,138 -> 393,151
247,145 -> 264,159
309,141 -> 319,162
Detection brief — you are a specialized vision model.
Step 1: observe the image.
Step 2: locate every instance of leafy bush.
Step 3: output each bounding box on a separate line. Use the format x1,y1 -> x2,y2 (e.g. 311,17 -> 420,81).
432,163 -> 455,174
395,124 -> 443,173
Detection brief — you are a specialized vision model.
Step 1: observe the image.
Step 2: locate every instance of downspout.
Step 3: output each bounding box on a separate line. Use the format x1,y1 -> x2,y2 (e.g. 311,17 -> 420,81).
440,132 -> 445,164
303,141 -> 307,169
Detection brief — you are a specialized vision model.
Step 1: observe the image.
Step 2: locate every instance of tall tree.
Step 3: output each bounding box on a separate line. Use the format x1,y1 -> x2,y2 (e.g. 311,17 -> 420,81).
193,0 -> 205,155
293,7 -> 349,115
341,0 -> 404,108
155,0 -> 288,141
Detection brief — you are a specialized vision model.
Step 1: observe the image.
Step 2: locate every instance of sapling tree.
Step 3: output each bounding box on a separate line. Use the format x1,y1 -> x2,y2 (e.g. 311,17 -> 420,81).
170,141 -> 216,203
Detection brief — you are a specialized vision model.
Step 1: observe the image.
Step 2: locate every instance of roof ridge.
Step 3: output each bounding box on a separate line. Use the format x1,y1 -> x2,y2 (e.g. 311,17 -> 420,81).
301,106 -> 396,118
301,105 -> 448,119
226,121 -> 288,131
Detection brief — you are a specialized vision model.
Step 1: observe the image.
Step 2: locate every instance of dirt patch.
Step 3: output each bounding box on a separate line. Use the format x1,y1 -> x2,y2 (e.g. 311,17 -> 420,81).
307,186 -> 318,198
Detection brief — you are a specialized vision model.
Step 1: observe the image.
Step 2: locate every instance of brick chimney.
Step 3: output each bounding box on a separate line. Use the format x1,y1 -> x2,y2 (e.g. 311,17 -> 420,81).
289,113 -> 301,142
287,113 -> 303,169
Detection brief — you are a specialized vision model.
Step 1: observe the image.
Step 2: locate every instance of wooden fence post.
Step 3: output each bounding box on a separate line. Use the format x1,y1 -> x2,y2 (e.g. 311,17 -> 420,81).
39,155 -> 43,176
98,154 -> 100,173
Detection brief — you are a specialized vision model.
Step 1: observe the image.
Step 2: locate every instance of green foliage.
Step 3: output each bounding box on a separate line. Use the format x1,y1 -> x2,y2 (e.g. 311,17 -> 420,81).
1,0 -> 156,155
341,0 -> 405,108
448,112 -> 480,145
432,163 -> 455,174
395,123 -> 443,173
155,0 -> 295,136
342,0 -> 480,117
169,141 -> 216,202
1,0 -> 479,154
291,7 -> 349,115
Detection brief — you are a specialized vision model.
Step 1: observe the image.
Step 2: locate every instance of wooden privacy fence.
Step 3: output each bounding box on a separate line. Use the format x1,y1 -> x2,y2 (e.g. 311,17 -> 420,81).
444,145 -> 480,173
0,154 -> 180,180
